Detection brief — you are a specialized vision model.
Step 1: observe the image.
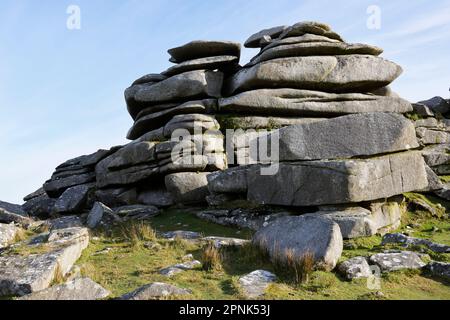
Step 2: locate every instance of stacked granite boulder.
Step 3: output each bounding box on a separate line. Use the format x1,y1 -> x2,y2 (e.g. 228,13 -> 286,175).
95,41 -> 243,206
205,21 -> 429,240
18,22 -> 434,251
22,148 -> 118,218
413,94 -> 450,198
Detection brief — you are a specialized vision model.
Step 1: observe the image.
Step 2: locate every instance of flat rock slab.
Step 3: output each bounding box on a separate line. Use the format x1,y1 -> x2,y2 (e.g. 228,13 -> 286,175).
159,260 -> 202,277
219,89 -> 412,116
227,55 -> 402,94
244,25 -> 288,48
0,224 -> 20,249
369,251 -> 426,272
247,151 -> 429,207
253,216 -> 343,271
202,236 -> 250,248
114,205 -> 160,221
271,113 -> 419,161
18,278 -> 110,300
382,233 -> 450,253
127,99 -> 217,140
278,22 -> 344,42
120,282 -> 191,300
247,42 -> 383,66
134,70 -> 223,105
239,270 -> 277,298
162,55 -> 238,77
337,257 -> 373,280
161,231 -> 202,240
48,216 -> 84,230
0,227 -> 89,297
43,172 -> 96,198
168,40 -> 241,63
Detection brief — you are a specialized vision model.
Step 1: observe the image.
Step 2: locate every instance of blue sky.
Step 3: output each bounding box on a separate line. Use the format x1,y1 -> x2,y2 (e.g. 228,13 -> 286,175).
1,0 -> 450,203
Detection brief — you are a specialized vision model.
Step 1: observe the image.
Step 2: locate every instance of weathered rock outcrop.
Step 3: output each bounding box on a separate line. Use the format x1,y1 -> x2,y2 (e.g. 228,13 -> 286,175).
0,227 -> 89,296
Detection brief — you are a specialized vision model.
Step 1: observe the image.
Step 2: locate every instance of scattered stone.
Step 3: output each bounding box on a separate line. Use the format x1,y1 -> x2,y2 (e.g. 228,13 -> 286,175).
159,260 -> 202,277
426,262 -> 450,281
18,278 -> 110,300
337,257 -> 372,280
120,282 -> 191,300
382,233 -> 450,253
369,251 -> 426,272
253,215 -> 343,271
239,270 -> 277,298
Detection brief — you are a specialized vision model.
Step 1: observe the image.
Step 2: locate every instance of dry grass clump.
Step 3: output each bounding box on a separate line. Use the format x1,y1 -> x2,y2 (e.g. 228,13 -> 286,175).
284,249 -> 315,285
201,243 -> 223,272
120,222 -> 156,247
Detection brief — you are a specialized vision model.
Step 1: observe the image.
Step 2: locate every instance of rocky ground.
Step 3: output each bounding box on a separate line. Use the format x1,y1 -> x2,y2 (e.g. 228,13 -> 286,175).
0,197 -> 448,300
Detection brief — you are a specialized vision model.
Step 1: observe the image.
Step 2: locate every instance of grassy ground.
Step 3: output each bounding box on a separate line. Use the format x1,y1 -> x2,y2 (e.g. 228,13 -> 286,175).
74,206 -> 450,300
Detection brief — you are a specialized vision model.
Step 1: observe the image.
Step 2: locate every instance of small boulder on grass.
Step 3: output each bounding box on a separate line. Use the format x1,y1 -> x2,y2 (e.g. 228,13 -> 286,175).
18,277 -> 110,300
120,283 -> 191,300
253,215 -> 343,271
369,251 -> 426,272
239,270 -> 277,299
337,257 -> 373,280
159,260 -> 202,277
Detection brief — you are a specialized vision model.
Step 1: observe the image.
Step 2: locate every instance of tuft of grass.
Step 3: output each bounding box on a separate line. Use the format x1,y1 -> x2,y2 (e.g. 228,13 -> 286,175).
120,222 -> 156,247
284,250 -> 315,285
13,228 -> 28,243
51,263 -> 65,286
201,243 -> 223,272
